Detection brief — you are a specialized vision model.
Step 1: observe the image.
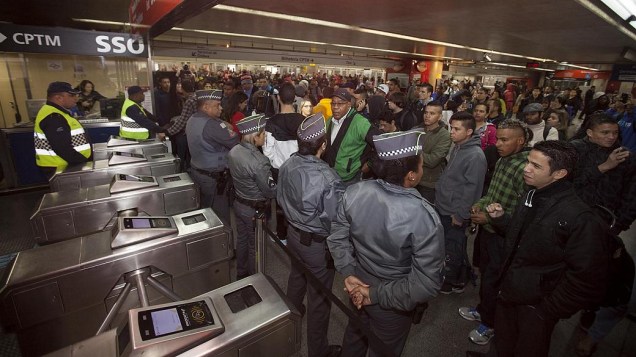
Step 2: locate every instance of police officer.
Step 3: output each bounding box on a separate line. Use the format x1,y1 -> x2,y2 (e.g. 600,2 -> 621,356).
120,86 -> 167,140
186,89 -> 239,224
34,81 -> 92,178
327,130 -> 445,357
227,114 -> 275,279
277,113 -> 345,357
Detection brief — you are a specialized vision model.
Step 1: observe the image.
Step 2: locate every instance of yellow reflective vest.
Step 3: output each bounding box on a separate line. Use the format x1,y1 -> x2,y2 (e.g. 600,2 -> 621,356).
34,105 -> 91,168
119,99 -> 150,140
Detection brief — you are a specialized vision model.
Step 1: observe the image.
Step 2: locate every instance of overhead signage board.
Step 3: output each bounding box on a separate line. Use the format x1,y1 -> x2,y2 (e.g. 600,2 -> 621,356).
0,24 -> 147,58
611,64 -> 636,82
129,0 -> 183,30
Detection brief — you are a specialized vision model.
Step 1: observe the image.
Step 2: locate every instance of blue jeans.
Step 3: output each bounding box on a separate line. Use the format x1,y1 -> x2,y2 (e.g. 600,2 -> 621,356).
439,214 -> 470,285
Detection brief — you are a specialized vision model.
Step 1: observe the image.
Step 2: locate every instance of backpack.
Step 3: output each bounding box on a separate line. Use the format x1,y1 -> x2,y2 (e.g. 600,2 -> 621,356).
397,108 -> 420,131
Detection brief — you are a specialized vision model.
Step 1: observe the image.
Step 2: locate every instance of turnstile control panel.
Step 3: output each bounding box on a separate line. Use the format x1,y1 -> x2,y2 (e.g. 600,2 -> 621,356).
107,136 -> 156,147
111,216 -> 178,249
109,152 -> 147,166
109,174 -> 158,194
129,297 -> 224,355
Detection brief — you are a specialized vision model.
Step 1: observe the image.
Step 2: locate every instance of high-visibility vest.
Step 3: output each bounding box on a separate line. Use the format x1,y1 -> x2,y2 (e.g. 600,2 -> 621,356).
34,105 -> 91,168
119,99 -> 150,139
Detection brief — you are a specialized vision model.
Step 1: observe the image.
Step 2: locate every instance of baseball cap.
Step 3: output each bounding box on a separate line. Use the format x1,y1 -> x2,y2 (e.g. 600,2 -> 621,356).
127,86 -> 144,96
376,84 -> 389,95
47,82 -> 80,96
332,88 -> 352,102
523,102 -> 544,113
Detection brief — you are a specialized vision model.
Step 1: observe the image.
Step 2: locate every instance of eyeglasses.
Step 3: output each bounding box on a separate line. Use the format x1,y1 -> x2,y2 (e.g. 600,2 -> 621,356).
331,101 -> 349,107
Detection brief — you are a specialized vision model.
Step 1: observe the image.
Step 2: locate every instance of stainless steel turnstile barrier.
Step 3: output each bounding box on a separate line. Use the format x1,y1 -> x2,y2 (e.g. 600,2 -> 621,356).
49,152 -> 180,192
31,172 -> 199,245
92,136 -> 171,161
45,274 -> 301,357
0,208 -> 233,357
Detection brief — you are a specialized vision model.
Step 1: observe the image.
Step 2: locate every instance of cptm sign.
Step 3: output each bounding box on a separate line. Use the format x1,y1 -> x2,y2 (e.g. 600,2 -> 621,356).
0,24 -> 148,58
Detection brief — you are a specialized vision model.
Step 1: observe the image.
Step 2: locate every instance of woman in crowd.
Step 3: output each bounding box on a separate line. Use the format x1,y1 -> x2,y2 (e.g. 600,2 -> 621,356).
544,108 -> 568,140
222,91 -> 249,134
297,99 -> 313,117
473,103 -> 497,149
75,80 -> 105,115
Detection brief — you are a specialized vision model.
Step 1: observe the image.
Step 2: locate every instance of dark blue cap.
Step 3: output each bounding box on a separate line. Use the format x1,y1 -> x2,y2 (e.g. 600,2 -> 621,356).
47,82 -> 80,96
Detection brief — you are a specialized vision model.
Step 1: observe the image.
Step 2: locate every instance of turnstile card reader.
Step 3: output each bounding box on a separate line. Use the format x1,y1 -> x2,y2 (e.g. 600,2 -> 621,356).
129,297 -> 224,356
2,208 -> 232,357
108,151 -> 147,166
49,152 -> 180,192
109,174 -> 158,194
32,172 -> 198,245
45,274 -> 301,357
92,136 -> 170,161
111,216 -> 178,249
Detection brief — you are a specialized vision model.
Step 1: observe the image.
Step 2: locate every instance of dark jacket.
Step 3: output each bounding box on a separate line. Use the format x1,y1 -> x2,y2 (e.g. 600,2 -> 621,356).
570,137 -> 636,232
491,180 -> 608,320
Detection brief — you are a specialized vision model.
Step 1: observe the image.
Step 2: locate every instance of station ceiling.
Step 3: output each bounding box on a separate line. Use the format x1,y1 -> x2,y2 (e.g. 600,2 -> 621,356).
2,0 -> 634,70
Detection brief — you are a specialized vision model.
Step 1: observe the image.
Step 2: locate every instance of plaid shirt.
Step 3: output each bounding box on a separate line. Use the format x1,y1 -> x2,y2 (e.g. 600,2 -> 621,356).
167,93 -> 197,136
475,149 -> 529,232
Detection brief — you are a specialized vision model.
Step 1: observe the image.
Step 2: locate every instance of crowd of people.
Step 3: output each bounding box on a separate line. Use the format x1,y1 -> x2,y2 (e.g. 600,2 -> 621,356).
34,68 -> 635,357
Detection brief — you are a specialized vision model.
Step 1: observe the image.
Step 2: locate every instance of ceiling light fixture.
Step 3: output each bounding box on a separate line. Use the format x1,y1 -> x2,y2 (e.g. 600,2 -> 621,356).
213,5 -> 554,63
576,0 -> 636,41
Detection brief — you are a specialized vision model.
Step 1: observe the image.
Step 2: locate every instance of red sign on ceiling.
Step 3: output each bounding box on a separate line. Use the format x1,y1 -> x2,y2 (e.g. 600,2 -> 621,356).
129,0 -> 182,30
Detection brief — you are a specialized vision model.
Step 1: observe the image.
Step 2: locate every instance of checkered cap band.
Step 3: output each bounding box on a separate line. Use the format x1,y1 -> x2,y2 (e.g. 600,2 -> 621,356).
373,130 -> 425,160
297,113 -> 326,142
236,114 -> 266,135
196,89 -> 222,101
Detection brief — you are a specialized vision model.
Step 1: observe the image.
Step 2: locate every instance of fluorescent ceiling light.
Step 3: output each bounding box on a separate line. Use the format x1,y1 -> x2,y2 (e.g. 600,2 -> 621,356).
600,0 -> 636,20
214,5 -> 554,63
72,18 -> 150,28
576,0 -> 636,42
560,62 -> 599,71
169,26 -> 463,60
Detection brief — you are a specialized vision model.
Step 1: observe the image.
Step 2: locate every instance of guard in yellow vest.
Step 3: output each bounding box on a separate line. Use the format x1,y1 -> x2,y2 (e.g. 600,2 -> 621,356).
120,86 -> 167,140
34,81 -> 92,178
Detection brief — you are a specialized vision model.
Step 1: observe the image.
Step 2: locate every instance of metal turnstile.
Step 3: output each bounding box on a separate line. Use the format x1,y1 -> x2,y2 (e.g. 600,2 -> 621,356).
31,172 -> 199,245
92,136 -> 171,161
0,208 -> 233,357
45,274 -> 301,357
49,152 -> 180,192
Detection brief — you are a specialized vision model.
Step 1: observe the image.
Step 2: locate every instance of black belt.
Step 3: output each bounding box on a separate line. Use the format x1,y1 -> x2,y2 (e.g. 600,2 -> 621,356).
235,195 -> 268,210
292,225 -> 327,246
192,166 -> 225,179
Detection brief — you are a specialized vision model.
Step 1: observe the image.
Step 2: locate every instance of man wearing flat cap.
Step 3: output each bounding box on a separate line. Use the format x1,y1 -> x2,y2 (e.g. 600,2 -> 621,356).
323,88 -> 380,186
227,114 -> 275,280
240,73 -> 257,115
186,89 -> 239,224
522,102 -> 558,147
34,81 -> 92,177
278,113 -> 345,357
120,86 -> 168,140
328,130 -> 445,357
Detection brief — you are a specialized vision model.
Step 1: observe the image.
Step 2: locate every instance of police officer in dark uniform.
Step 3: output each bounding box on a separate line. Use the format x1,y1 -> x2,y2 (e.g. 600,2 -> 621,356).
328,130 -> 445,357
34,81 -> 92,178
277,113 -> 345,357
186,89 -> 239,224
227,114 -> 275,279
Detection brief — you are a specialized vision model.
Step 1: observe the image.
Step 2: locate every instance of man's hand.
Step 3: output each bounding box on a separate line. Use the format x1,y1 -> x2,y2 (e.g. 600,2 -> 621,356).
470,205 -> 488,225
599,147 -> 630,173
349,285 -> 372,309
451,214 -> 463,227
344,275 -> 369,294
157,133 -> 166,141
486,203 -> 505,218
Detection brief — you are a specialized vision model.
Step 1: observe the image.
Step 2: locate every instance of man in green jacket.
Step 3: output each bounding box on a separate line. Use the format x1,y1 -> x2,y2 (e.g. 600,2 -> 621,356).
415,101 -> 451,203
323,88 -> 379,186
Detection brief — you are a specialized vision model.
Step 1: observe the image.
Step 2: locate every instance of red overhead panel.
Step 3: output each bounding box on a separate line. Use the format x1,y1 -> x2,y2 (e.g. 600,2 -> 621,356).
129,0 -> 183,31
